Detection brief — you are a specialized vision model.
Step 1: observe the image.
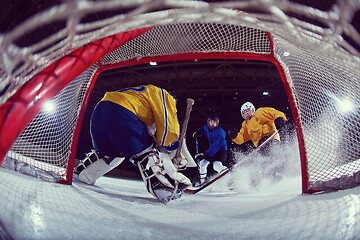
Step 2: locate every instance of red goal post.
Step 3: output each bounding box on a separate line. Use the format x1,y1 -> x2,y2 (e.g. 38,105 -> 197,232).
0,27 -> 152,183
0,1 -> 359,194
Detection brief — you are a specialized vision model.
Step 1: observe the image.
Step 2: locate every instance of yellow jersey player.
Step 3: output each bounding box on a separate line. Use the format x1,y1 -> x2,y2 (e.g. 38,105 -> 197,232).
228,102 -> 287,155
75,85 -> 194,202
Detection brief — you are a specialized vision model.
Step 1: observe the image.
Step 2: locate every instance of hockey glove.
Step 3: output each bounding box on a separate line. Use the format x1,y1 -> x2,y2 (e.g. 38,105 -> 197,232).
228,128 -> 238,139
274,117 -> 286,130
168,139 -> 197,168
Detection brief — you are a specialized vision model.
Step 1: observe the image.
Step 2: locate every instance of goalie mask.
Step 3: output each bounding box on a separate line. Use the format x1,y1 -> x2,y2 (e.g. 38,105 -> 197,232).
240,102 -> 255,120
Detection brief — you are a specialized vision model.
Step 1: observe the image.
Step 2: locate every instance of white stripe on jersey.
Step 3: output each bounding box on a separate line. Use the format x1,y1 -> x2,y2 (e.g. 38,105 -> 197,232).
160,89 -> 169,146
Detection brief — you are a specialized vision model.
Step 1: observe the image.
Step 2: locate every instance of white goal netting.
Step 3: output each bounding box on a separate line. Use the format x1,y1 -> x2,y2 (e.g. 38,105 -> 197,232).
0,0 -> 359,192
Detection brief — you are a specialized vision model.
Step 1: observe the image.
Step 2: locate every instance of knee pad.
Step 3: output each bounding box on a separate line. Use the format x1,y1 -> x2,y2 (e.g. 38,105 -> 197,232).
129,143 -> 156,166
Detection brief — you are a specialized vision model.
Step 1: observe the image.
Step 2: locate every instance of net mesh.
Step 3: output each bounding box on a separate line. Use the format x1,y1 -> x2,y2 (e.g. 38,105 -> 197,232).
1,0 -> 359,191
272,35 -> 360,188
101,23 -> 271,65
5,65 -> 98,178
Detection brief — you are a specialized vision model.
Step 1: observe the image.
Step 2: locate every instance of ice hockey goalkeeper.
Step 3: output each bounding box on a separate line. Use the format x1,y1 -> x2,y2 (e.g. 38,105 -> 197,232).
74,85 -> 195,202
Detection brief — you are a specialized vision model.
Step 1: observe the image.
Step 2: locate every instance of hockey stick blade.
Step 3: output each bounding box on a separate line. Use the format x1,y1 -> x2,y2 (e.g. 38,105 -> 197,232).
184,168 -> 233,194
185,130 -> 280,194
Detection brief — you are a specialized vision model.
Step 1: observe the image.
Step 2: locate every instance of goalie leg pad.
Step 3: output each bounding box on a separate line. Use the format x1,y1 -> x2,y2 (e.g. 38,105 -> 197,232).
129,143 -> 156,166
147,154 -> 174,188
136,151 -> 189,202
159,152 -> 192,187
77,150 -> 124,184
137,157 -> 181,202
131,145 -> 175,188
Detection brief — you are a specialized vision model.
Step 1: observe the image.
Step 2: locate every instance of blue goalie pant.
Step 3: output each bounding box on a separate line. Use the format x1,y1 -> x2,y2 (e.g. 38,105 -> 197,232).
91,101 -> 183,201
90,101 -> 152,159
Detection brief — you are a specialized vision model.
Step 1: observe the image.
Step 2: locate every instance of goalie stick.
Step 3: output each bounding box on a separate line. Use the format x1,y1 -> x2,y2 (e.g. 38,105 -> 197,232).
169,98 -> 195,198
176,98 -> 195,158
184,130 -> 280,194
141,98 -> 195,201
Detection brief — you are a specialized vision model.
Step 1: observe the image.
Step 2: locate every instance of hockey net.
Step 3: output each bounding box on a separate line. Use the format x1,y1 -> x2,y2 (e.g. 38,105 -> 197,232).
0,0 -> 359,193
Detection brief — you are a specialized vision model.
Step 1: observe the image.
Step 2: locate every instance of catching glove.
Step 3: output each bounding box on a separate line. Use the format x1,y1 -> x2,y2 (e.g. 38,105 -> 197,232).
274,117 -> 286,130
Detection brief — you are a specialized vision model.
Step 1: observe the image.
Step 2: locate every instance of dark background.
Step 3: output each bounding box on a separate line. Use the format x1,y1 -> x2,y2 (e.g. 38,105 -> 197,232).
75,59 -> 294,178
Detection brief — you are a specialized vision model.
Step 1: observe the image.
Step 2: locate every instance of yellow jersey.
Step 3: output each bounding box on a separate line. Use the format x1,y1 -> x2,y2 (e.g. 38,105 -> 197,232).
232,107 -> 287,147
100,85 -> 179,149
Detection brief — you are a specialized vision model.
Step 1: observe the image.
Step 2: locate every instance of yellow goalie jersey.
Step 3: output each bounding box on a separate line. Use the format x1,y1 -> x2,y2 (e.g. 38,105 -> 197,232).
101,85 -> 180,150
232,107 -> 287,147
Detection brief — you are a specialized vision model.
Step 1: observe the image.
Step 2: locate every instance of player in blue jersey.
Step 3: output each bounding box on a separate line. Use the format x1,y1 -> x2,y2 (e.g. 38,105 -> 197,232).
192,114 -> 228,185
75,85 -> 195,201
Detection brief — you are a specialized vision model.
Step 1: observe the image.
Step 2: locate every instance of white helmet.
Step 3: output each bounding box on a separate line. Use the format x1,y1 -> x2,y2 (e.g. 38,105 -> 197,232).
240,102 -> 255,120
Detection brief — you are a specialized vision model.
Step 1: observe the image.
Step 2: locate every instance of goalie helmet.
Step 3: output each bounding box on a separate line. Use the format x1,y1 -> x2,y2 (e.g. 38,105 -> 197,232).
240,102 -> 255,120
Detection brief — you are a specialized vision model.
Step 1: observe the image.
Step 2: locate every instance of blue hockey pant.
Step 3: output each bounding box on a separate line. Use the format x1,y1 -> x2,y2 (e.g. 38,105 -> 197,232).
90,101 -> 152,158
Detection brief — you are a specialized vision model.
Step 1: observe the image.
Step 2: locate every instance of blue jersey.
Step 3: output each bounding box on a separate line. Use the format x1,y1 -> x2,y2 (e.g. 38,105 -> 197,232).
196,124 -> 228,157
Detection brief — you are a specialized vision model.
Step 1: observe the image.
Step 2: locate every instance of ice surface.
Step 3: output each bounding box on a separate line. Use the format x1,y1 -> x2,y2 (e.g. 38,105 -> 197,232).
1,139 -> 360,239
